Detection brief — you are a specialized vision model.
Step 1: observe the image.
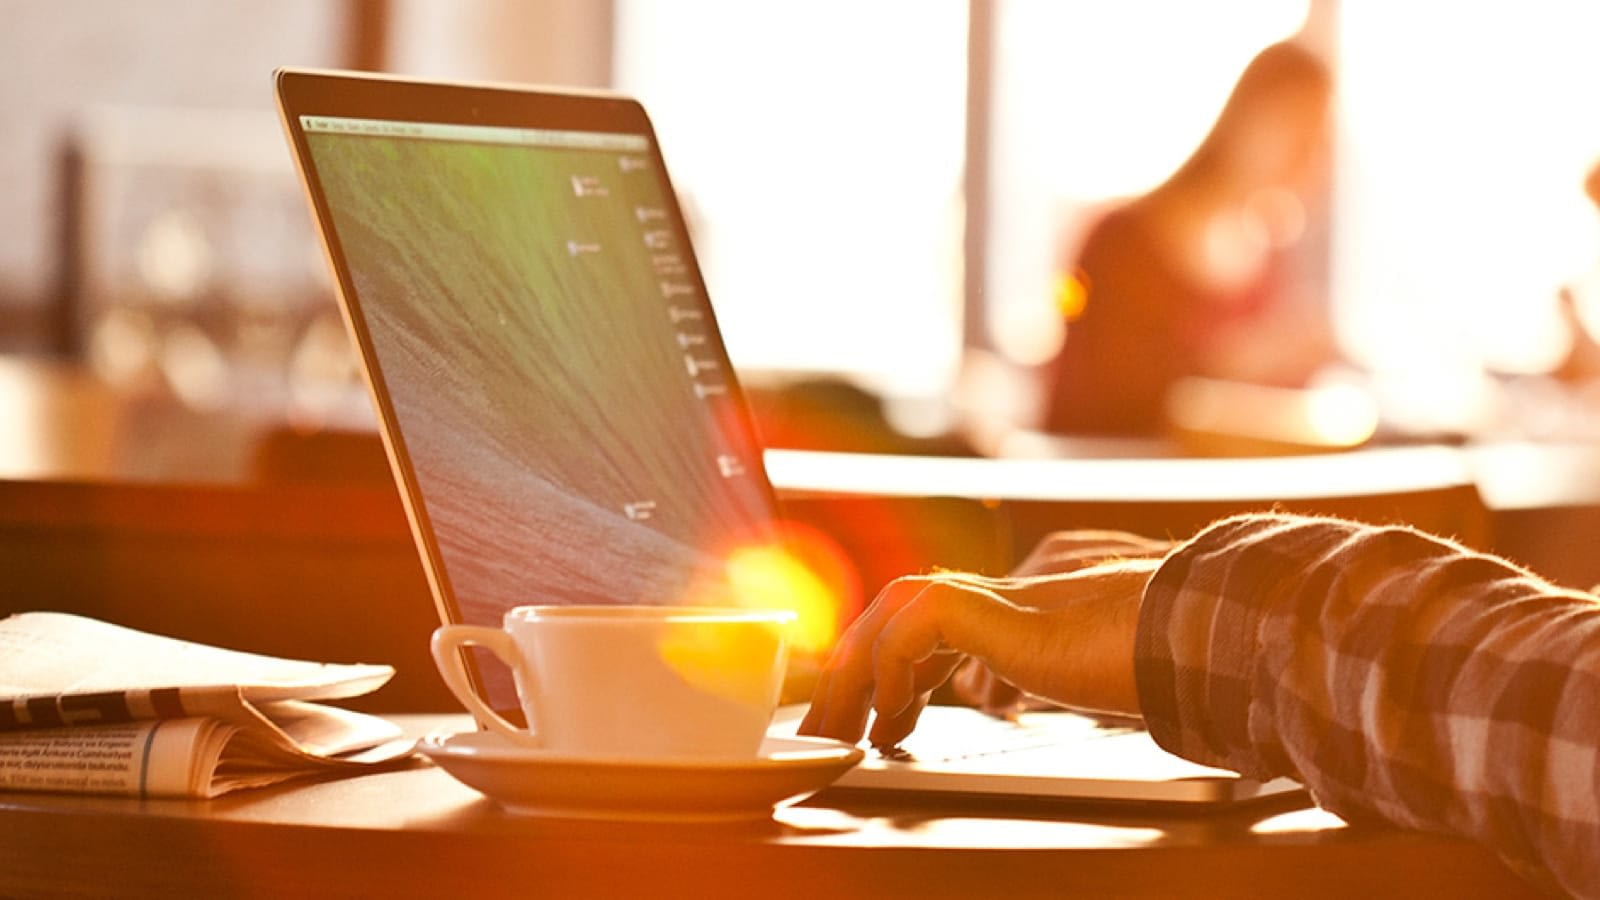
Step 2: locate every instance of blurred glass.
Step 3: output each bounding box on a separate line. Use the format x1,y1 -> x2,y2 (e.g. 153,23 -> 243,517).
69,106 -> 368,428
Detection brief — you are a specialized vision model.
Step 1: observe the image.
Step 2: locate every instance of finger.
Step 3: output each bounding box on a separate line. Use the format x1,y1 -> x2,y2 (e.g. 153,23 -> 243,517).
797,659 -> 871,741
870,581 -> 1015,720
799,576 -> 936,742
866,693 -> 927,750
800,630 -> 879,741
867,652 -> 963,748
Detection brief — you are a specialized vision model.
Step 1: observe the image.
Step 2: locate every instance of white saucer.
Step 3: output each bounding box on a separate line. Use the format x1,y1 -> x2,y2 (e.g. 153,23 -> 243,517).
416,731 -> 864,822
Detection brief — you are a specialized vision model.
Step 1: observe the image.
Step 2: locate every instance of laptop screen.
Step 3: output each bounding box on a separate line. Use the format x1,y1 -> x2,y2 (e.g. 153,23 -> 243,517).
298,114 -> 782,703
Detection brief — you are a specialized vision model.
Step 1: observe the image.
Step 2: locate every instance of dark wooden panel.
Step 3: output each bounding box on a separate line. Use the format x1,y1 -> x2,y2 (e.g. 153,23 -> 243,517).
0,478 -> 450,712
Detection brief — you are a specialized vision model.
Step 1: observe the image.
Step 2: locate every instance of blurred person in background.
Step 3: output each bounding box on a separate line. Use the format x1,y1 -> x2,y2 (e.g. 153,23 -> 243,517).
1042,40 -> 1341,437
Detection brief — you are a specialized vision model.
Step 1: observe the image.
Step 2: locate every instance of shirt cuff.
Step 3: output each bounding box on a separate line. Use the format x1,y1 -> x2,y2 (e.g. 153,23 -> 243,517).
1133,514 -> 1310,776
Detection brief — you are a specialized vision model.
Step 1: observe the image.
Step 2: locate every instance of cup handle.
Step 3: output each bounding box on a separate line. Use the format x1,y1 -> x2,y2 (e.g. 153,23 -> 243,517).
430,624 -> 537,746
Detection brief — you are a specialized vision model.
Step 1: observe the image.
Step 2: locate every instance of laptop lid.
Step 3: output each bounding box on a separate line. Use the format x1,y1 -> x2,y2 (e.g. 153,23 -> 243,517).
274,69 -> 787,715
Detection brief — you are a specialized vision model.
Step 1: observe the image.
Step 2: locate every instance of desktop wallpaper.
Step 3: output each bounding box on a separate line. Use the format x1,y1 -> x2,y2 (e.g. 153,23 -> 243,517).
303,127 -> 777,644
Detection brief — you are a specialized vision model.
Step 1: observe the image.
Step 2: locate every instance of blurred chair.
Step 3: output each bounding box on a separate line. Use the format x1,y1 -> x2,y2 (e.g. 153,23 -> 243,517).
250,425 -> 392,485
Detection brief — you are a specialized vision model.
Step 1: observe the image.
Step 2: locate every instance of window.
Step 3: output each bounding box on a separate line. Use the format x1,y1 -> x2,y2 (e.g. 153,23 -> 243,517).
613,1 -> 969,401
612,3 -> 1600,438
1333,5 -> 1600,386
18,3 -> 1599,445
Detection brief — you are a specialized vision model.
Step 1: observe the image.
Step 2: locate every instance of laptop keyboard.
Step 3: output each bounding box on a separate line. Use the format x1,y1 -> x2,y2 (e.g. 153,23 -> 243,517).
884,709 -> 1137,763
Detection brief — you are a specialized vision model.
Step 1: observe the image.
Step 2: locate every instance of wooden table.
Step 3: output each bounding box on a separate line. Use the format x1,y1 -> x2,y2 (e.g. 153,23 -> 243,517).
0,715 -> 1540,900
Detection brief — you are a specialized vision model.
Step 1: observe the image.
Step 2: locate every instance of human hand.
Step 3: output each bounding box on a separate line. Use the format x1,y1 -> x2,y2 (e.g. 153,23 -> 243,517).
797,557 -> 1157,750
948,530 -> 1172,715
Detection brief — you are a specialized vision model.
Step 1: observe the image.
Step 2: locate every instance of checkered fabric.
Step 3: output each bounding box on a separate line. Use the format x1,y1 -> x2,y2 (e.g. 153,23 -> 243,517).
1137,513 -> 1600,898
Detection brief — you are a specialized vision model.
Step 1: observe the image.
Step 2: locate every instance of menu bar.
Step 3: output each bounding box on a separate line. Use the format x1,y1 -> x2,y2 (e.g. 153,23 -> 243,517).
301,116 -> 650,152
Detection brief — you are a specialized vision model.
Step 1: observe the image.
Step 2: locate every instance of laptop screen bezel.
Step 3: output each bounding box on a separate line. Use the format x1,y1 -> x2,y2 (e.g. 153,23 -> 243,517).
273,68 -> 786,715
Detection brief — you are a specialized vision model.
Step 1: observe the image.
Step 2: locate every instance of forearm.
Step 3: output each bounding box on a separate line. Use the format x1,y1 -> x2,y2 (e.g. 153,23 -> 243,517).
1135,513 -> 1600,895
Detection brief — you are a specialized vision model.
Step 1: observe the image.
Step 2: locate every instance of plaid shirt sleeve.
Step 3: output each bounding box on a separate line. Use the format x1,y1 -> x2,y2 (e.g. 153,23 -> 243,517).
1135,513 -> 1600,897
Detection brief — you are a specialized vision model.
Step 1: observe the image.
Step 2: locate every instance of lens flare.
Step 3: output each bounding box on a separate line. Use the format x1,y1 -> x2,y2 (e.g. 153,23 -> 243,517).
724,521 -> 861,656
656,614 -> 790,712
1054,269 -> 1091,320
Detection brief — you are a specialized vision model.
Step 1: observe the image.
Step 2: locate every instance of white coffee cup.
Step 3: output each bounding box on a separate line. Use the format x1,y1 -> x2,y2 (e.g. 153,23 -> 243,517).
431,605 -> 795,760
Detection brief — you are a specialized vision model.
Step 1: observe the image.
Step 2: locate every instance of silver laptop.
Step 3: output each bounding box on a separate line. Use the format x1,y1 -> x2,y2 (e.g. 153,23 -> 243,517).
275,68 -> 1298,807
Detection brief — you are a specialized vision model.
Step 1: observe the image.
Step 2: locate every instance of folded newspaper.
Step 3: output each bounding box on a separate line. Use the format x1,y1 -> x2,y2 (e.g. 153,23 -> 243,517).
0,611 -> 414,798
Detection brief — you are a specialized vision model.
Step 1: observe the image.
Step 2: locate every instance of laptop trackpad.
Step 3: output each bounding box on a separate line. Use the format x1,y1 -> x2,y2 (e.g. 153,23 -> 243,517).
770,704 -> 1301,806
